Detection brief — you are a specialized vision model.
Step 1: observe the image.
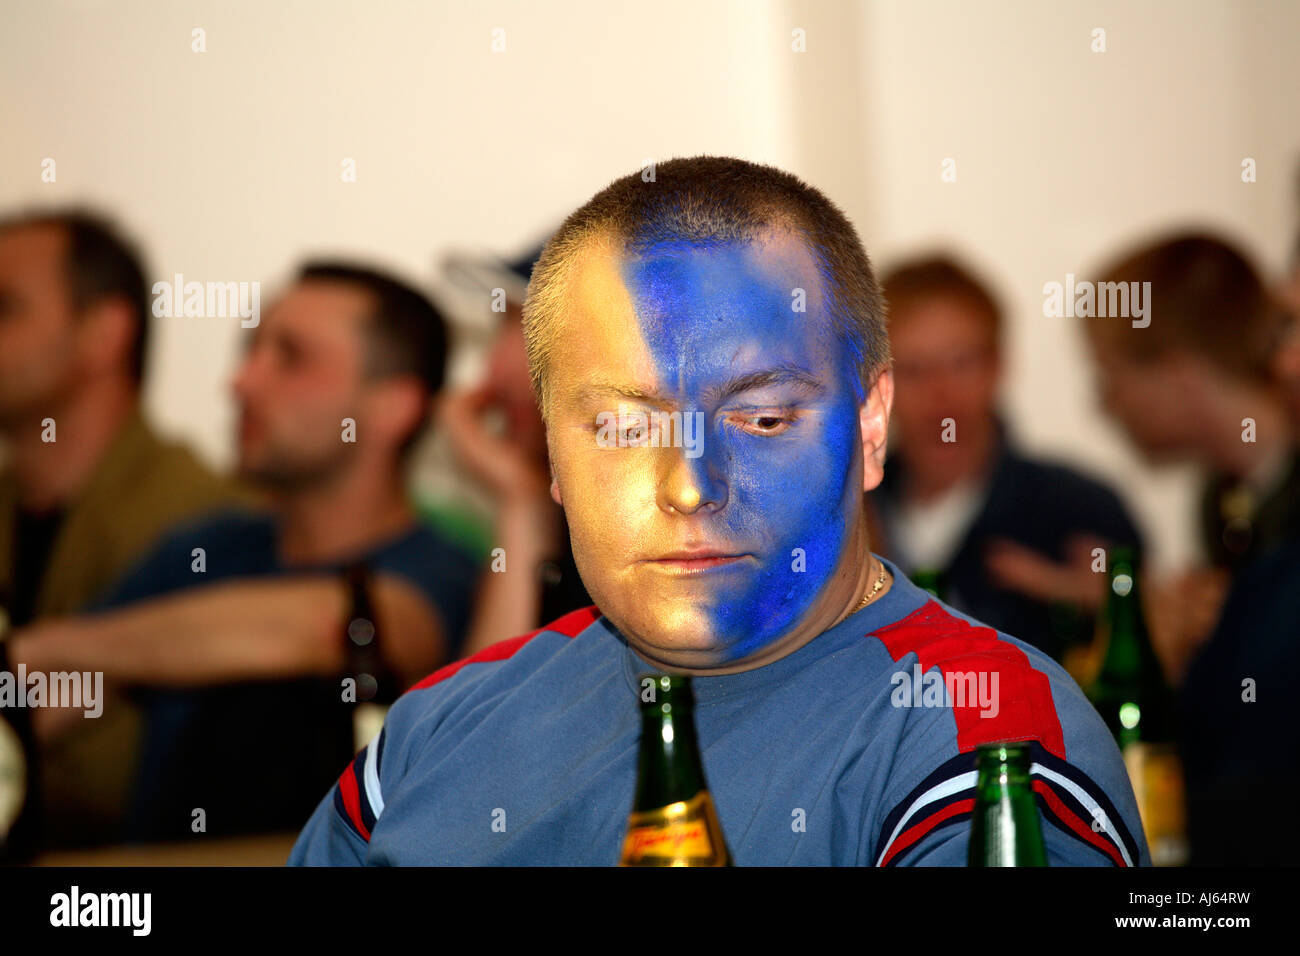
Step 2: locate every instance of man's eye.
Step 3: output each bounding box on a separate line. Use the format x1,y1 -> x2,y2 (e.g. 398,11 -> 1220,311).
620,423 -> 649,444
730,412 -> 795,435
276,342 -> 304,368
590,415 -> 655,446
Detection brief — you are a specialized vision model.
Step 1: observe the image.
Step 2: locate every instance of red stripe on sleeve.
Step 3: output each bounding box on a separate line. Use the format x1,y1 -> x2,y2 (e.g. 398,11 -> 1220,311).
880,797 -> 976,866
1032,779 -> 1127,866
873,600 -> 1066,759
412,604 -> 602,691
337,760 -> 371,841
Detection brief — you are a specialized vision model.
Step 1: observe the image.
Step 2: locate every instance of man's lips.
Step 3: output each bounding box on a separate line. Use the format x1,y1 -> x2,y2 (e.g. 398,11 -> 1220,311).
644,551 -> 752,573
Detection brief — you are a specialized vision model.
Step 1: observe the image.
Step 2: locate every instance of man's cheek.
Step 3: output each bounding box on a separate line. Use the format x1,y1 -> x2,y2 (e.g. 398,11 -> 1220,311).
561,448 -> 634,511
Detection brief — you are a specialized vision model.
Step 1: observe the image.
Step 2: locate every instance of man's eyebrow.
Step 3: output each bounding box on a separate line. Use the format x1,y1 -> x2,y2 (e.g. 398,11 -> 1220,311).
574,380 -> 674,407
703,366 -> 826,404
574,366 -> 825,407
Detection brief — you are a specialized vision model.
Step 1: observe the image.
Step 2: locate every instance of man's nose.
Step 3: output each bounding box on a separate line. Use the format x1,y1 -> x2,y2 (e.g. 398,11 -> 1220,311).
657,441 -> 727,516
231,350 -> 264,402
1095,371 -> 1120,416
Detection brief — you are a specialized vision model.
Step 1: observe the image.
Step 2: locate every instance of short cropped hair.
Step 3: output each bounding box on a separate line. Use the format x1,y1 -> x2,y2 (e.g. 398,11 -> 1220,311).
880,255 -> 1002,352
297,261 -> 450,452
1087,233 -> 1278,383
0,208 -> 150,382
521,156 -> 890,422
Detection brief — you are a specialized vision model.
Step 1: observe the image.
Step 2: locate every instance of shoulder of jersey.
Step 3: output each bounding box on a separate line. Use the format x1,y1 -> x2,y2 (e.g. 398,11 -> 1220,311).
868,597 -> 1072,753
866,598 -> 1144,867
331,604 -> 604,845
409,603 -> 604,692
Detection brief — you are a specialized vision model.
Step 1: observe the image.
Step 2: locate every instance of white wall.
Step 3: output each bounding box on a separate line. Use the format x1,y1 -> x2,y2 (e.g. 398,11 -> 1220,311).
2,0 -> 1296,570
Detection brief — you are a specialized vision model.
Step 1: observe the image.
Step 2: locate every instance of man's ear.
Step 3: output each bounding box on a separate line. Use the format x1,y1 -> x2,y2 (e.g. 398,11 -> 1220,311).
549,454 -> 563,506
860,368 -> 894,493
370,377 -> 428,451
77,296 -> 136,377
544,431 -> 563,505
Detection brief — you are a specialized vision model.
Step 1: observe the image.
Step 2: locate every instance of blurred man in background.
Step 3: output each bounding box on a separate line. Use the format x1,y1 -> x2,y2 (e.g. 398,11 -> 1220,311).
1084,233 -> 1296,682
0,209 -> 245,846
1175,231 -> 1300,864
10,261 -> 479,844
871,256 -> 1142,664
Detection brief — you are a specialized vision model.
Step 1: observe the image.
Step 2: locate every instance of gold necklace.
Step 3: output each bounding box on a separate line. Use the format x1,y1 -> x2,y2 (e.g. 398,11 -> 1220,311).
851,560 -> 890,614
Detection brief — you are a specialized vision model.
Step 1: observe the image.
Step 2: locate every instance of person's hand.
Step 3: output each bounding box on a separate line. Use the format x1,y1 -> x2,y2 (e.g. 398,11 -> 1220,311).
983,533 -> 1111,613
1145,566 -> 1231,685
8,623 -> 92,743
436,384 -> 565,559
436,384 -> 551,502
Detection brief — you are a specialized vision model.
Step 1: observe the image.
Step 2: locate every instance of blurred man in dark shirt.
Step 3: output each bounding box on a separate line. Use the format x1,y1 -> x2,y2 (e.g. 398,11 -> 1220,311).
0,209 -> 246,845
10,261 -> 479,843
1177,238 -> 1300,864
871,256 -> 1143,664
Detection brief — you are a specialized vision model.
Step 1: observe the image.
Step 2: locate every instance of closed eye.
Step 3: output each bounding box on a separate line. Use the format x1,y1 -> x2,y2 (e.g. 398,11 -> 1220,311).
726,410 -> 798,436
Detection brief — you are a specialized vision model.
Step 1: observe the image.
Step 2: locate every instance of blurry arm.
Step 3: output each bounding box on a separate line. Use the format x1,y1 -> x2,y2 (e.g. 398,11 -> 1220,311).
983,533 -> 1110,612
10,573 -> 445,690
459,496 -> 562,656
437,385 -> 564,656
986,534 -> 1231,685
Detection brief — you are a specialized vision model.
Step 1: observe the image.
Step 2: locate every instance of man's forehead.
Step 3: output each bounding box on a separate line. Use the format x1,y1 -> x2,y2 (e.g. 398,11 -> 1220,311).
0,222 -> 66,264
626,228 -> 822,290
568,226 -> 823,302
552,229 -> 837,405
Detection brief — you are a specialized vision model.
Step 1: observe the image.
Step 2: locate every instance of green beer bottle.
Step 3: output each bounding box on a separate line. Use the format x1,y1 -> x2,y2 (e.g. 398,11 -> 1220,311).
1086,546 -> 1187,865
911,567 -> 946,600
967,741 -> 1049,866
620,674 -> 731,866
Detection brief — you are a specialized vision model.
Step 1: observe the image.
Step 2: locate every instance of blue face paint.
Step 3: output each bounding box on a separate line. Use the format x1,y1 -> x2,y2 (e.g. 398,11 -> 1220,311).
620,238 -> 865,660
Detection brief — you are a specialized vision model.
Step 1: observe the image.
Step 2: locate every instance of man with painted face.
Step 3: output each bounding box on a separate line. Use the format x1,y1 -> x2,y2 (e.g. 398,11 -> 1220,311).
291,157 -> 1149,866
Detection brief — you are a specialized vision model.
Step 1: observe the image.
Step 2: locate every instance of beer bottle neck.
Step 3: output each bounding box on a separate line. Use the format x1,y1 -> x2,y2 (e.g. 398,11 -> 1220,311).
633,699 -> 707,812
1097,563 -> 1157,677
974,745 -> 1033,789
969,743 -> 1048,866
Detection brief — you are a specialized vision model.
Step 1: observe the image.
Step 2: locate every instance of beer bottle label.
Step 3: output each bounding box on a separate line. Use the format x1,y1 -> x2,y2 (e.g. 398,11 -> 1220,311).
620,790 -> 728,866
1122,742 -> 1189,866
0,719 -> 25,838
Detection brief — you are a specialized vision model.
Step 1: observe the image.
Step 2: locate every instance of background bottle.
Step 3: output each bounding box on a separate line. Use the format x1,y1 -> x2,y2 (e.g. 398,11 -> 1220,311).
911,567 -> 947,600
0,607 -> 40,863
967,741 -> 1049,866
1085,546 -> 1188,865
620,674 -> 730,866
344,564 -> 397,754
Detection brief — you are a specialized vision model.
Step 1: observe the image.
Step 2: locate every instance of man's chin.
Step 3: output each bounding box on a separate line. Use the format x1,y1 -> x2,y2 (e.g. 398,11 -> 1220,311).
236,458 -> 331,492
615,605 -> 726,664
1130,439 -> 1191,468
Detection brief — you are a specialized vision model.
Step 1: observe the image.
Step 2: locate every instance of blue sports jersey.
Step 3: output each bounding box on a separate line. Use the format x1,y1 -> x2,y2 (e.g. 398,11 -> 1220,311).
290,558 -> 1149,866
